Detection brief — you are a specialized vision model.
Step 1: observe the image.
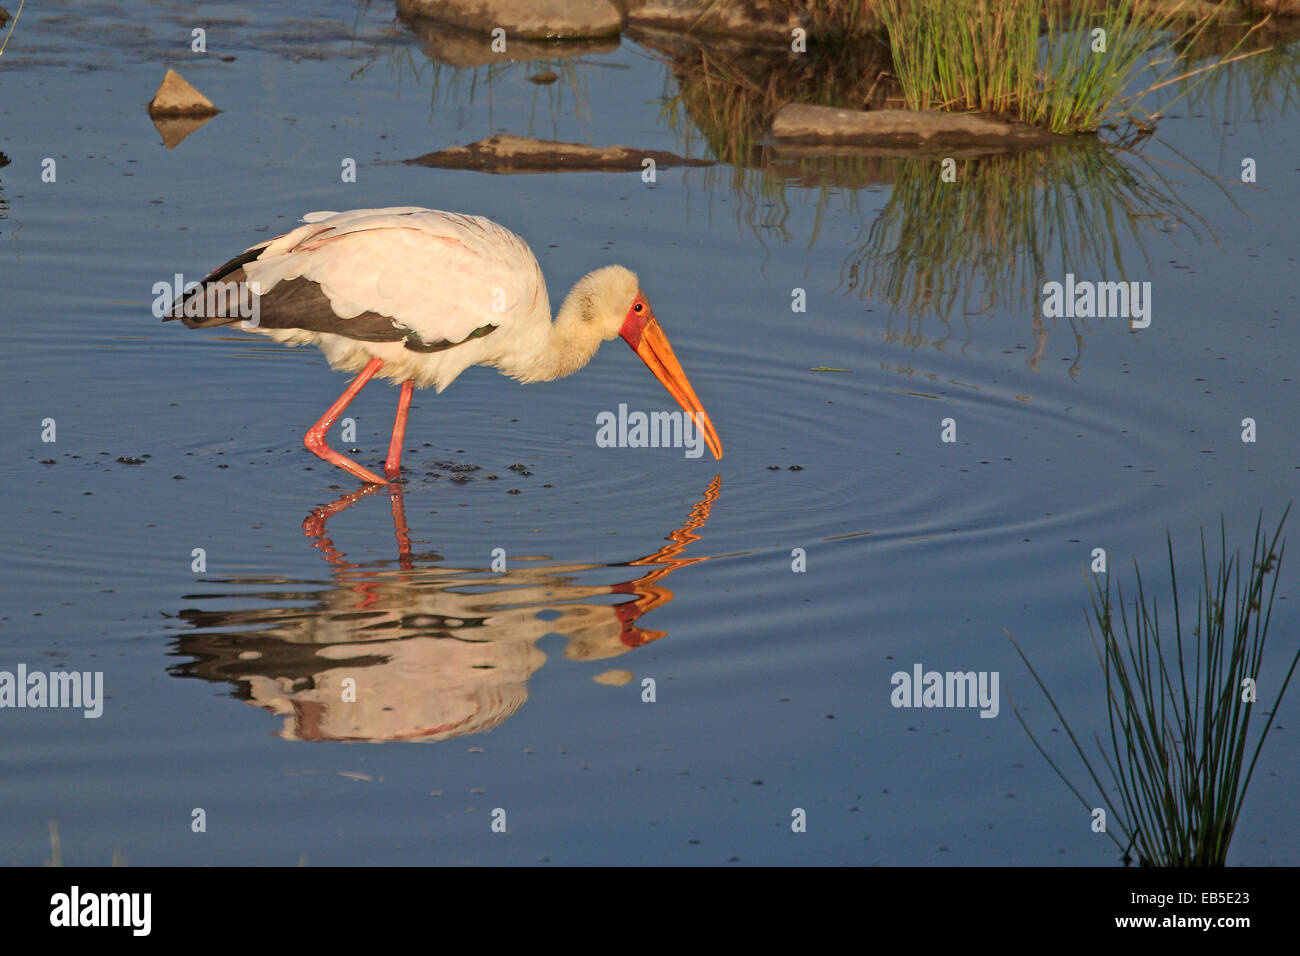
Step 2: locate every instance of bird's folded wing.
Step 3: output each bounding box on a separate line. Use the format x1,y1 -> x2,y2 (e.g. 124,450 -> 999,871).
241,209 -> 544,346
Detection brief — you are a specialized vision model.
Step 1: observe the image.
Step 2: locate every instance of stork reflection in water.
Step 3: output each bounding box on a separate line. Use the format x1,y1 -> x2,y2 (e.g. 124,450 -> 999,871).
169,477 -> 721,742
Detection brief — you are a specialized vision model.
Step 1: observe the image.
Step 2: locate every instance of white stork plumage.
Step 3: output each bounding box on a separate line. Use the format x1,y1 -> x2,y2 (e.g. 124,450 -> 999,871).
166,206 -> 722,484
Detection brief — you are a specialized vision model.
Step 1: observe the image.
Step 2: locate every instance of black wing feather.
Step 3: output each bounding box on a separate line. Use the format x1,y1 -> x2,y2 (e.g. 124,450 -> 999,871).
167,246 -> 499,350
167,268 -> 409,342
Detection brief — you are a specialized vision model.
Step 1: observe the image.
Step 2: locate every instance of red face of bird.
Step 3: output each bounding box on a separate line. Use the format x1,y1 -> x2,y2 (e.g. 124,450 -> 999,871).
619,292 -> 723,460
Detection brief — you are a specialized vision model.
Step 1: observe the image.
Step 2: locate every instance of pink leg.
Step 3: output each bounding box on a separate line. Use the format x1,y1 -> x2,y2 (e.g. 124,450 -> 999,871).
384,379 -> 415,479
303,356 -> 388,485
389,485 -> 413,570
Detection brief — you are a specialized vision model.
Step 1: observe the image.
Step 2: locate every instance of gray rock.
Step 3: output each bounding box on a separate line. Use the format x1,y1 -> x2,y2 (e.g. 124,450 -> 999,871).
625,0 -> 806,38
401,12 -> 618,66
397,0 -> 622,39
771,104 -> 1071,148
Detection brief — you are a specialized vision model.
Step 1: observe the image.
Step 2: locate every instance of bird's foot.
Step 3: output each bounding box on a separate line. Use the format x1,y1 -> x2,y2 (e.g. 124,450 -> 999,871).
304,433 -> 388,486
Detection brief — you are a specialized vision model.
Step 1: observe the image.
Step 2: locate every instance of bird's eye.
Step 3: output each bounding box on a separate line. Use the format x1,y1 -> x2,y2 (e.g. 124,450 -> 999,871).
634,303 -> 644,313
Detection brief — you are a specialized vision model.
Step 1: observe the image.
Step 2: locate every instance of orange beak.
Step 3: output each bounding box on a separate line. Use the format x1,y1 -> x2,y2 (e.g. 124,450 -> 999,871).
620,302 -> 723,460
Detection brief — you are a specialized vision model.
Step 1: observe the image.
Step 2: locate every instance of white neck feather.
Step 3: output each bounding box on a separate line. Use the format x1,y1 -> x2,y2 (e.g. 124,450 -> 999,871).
504,284 -> 607,384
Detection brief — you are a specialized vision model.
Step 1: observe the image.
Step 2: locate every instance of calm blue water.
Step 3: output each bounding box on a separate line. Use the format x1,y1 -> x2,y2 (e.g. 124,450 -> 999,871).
1,0 -> 1297,865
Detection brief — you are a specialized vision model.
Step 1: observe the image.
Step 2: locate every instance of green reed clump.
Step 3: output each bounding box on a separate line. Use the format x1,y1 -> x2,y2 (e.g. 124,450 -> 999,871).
1008,507 -> 1297,865
878,0 -> 1177,133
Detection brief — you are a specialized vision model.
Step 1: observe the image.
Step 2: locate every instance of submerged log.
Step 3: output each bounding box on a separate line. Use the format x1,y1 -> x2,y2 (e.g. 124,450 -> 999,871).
406,134 -> 713,173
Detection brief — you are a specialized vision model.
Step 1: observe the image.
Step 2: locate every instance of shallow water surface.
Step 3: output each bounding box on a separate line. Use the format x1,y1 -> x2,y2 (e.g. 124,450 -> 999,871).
1,1 -> 1298,865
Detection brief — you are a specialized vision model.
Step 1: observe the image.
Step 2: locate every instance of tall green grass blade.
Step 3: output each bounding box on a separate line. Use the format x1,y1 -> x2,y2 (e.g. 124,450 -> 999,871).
1007,508 -> 1294,865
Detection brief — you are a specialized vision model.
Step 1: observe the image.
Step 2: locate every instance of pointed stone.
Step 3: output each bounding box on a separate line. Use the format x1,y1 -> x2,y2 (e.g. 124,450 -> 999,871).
147,69 -> 220,117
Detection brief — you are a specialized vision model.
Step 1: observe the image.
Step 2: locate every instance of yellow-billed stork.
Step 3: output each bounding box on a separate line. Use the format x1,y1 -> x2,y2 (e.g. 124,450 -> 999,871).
166,206 -> 722,484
